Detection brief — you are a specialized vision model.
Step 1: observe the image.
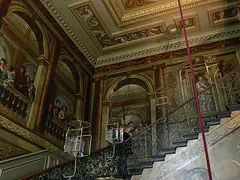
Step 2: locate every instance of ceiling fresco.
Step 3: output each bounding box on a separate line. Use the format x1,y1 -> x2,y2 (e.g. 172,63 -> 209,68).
40,0 -> 240,67
72,3 -> 167,49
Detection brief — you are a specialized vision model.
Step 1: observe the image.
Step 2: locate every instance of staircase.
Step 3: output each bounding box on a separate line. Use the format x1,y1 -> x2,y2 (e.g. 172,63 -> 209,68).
23,67 -> 240,180
125,67 -> 240,179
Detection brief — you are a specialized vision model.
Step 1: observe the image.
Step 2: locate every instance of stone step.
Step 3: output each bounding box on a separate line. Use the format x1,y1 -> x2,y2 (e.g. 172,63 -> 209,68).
160,148 -> 176,155
204,117 -> 220,126
216,111 -> 231,119
228,104 -> 240,111
151,155 -> 165,162
128,168 -> 143,175
183,133 -> 199,140
194,126 -> 209,133
139,161 -> 153,169
172,140 -> 188,148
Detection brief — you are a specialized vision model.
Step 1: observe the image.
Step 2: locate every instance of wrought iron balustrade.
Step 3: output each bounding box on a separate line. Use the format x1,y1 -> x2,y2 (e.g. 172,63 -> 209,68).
0,82 -> 31,125
23,144 -> 129,180
124,66 -> 240,168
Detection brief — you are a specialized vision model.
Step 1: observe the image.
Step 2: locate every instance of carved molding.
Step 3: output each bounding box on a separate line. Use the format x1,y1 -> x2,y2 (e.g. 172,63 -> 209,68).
95,29 -> 240,67
70,1 -> 167,49
104,0 -> 216,26
0,115 -> 72,160
40,0 -> 95,66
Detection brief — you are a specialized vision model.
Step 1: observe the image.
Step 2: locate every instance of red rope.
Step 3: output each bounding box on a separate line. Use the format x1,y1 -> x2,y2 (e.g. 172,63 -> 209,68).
177,0 -> 213,179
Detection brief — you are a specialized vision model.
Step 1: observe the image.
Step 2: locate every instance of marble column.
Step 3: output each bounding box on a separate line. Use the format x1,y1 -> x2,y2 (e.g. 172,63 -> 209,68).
92,78 -> 103,151
75,93 -> 84,120
26,55 -> 48,129
35,38 -> 60,131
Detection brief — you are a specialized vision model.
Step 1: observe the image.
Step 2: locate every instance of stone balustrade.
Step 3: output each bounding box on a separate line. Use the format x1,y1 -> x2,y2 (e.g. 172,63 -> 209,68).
0,82 -> 31,125
44,119 -> 68,146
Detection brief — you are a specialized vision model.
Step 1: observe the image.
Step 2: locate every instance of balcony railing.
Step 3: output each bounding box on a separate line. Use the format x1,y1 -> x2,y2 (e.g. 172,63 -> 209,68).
44,119 -> 68,147
124,66 -> 240,168
0,81 -> 31,126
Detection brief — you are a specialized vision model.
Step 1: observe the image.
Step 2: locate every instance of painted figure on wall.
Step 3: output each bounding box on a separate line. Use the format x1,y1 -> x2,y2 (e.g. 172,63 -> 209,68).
53,99 -> 61,120
3,65 -> 15,88
0,58 -> 7,79
58,106 -> 67,122
15,65 -> 28,96
196,74 -> 214,115
0,56 -> 36,100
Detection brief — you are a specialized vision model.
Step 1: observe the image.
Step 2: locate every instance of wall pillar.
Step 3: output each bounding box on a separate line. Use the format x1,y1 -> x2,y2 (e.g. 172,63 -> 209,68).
26,55 -> 48,129
156,63 -> 167,119
92,78 -> 103,151
101,101 -> 110,148
0,0 -> 11,24
75,93 -> 84,120
88,81 -> 95,125
35,37 -> 60,131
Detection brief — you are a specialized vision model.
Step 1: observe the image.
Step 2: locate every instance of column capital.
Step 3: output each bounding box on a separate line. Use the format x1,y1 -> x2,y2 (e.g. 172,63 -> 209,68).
76,93 -> 84,100
102,100 -> 111,107
37,55 -> 49,66
158,63 -> 166,69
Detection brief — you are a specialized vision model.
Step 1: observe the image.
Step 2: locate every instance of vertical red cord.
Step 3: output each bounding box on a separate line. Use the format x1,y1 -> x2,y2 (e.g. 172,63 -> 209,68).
177,0 -> 213,179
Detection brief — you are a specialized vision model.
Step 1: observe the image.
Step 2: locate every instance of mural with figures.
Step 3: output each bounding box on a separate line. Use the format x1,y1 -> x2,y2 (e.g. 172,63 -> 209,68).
47,92 -> 75,127
0,45 -> 36,101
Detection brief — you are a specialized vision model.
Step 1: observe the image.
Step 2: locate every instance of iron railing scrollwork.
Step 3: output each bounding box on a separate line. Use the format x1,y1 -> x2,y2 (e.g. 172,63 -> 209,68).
124,66 -> 240,168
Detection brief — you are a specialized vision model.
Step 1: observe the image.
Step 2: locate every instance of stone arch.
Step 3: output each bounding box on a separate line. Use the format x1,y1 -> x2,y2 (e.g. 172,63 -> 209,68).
105,75 -> 154,101
58,55 -> 80,93
0,36 -> 13,65
6,2 -> 49,59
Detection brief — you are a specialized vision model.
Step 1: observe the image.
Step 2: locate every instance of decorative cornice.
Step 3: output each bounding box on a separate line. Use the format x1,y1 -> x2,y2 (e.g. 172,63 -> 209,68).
71,2 -> 167,49
95,28 -> 240,67
0,115 -> 72,160
104,0 -> 216,26
40,0 -> 96,66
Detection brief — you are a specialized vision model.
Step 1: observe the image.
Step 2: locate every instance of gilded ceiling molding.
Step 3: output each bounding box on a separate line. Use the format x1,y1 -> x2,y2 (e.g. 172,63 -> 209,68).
70,2 -> 167,49
0,115 -> 71,160
95,28 -> 240,67
208,3 -> 240,27
40,0 -> 95,65
104,0 -> 216,26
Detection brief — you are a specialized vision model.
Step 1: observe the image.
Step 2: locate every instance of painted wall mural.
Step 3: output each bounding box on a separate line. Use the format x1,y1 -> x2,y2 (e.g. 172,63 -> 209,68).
0,47 -> 36,101
0,139 -> 28,160
47,94 -> 75,127
73,4 -> 166,48
6,13 -> 39,52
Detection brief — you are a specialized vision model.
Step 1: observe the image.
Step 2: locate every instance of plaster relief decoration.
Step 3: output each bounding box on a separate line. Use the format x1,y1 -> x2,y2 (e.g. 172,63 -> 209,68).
174,13 -> 200,32
123,0 -> 158,10
70,2 -> 166,49
104,0 -> 215,26
0,138 -> 28,160
208,3 -> 240,27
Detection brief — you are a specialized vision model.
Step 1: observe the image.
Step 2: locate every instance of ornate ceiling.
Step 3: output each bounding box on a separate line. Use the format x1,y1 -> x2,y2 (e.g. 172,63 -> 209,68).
40,0 -> 240,68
